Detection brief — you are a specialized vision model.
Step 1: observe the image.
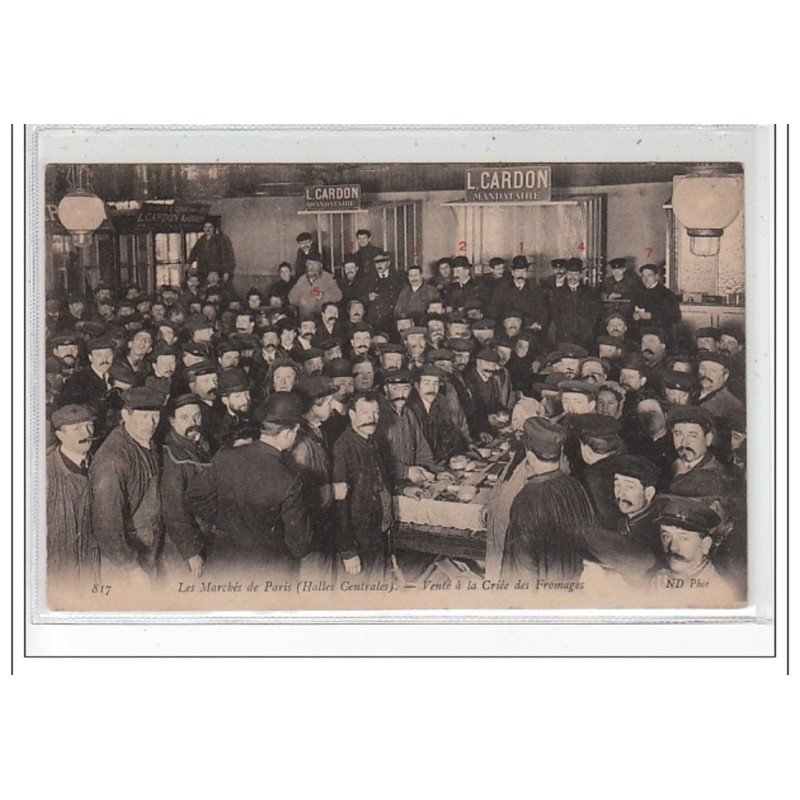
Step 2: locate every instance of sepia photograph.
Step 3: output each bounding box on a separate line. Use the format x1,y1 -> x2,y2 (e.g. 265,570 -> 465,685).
31,129 -> 759,615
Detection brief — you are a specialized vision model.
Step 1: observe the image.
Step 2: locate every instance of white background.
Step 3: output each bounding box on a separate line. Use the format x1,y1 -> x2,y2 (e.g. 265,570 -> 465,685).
1,2 -> 795,798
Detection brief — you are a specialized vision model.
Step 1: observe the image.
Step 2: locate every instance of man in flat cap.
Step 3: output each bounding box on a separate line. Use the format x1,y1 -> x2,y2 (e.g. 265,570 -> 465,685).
90,386 -> 165,583
47,332 -> 82,380
602,257 -> 639,301
695,350 -> 745,459
501,417 -> 595,583
288,255 -> 343,322
611,455 -> 662,555
464,348 -> 507,436
361,252 -> 405,334
394,263 -> 440,323
160,393 -> 212,579
322,358 -> 355,447
186,361 -> 223,451
549,259 -> 599,348
47,404 -> 99,584
407,365 -> 469,463
187,218 -> 236,284
629,263 -> 681,344
332,391 -> 394,580
187,392 -> 312,577
376,370 -> 437,492
651,497 -> 737,604
488,255 -> 550,338
667,405 -> 730,488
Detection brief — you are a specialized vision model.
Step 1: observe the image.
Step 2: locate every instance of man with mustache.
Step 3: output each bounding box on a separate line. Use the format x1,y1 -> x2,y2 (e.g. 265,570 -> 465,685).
90,387 -> 165,583
337,255 -> 364,307
401,326 -> 428,370
695,351 -> 745,459
488,255 -> 550,337
288,256 -> 343,322
549,258 -> 599,349
161,393 -> 211,579
639,327 -> 670,390
60,335 -> 115,409
464,348 -> 507,436
667,405 -> 731,489
47,332 -> 82,380
322,358 -> 355,448
448,255 -> 489,313
214,368 -> 255,450
312,302 -> 344,348
332,392 -> 394,579
394,264 -> 440,324
361,252 -> 405,334
46,404 -> 99,584
376,370 -> 436,490
651,496 -> 736,604
619,352 -> 651,451
186,361 -> 224,454
116,328 -> 154,386
633,393 -> 677,487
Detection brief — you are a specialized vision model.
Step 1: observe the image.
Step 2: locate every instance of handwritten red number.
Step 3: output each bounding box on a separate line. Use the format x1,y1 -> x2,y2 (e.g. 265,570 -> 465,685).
578,242 -> 586,252
518,241 -> 525,253
645,247 -> 653,258
412,246 -> 420,258
458,240 -> 467,252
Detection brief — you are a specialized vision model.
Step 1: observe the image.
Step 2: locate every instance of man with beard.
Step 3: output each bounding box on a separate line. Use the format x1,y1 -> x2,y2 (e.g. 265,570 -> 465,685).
322,358 -> 355,447
449,337 -> 475,373
550,259 -> 599,348
337,255 -> 365,307
394,264 -> 440,323
59,336 -> 115,410
331,391 -> 394,581
376,370 -> 436,491
631,264 -> 680,330
288,256 -> 342,321
401,326 -> 428,370
406,365 -> 468,464
187,393 -> 312,577
651,497 -> 736,604
377,342 -> 405,376
161,394 -> 211,579
632,393 -> 677,487
488,255 -> 550,336
501,417 -> 595,583
186,362 -> 223,452
90,387 -> 164,583
46,404 -> 99,583
213,368 -> 255,450
248,328 -> 280,403
313,301 -> 344,348
47,333 -> 82,380
667,405 -> 731,489
362,252 -> 405,333
575,414 -> 627,529
289,376 -> 339,577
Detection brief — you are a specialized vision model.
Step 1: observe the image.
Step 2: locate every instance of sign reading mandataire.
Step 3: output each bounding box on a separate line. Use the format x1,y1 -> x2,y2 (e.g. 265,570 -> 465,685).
464,166 -> 552,202
304,184 -> 362,211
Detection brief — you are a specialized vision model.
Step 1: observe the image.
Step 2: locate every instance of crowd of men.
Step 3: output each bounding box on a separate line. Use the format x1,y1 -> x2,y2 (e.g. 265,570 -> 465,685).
45,225 -> 748,602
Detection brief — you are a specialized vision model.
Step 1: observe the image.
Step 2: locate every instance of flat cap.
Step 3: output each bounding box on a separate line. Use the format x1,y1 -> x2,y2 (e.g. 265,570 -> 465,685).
349,321 -> 373,335
217,368 -> 249,395
152,341 -> 178,358
667,404 -> 714,432
476,348 -> 500,363
607,257 -> 627,270
87,336 -> 115,352
216,339 -> 241,355
574,413 -> 621,440
50,332 -> 81,348
471,319 -> 496,332
382,369 -> 414,384
372,251 -> 391,263
597,335 -> 625,350
605,310 -> 628,324
108,361 -> 138,385
121,386 -> 165,411
185,314 -> 214,333
417,365 -> 444,379
51,404 -> 93,429
657,496 -> 721,534
662,370 -> 695,392
550,258 -> 567,269
612,455 -> 660,488
621,352 -> 649,373
299,347 -> 324,362
557,342 -> 589,359
170,393 -> 202,411
523,417 -> 567,459
297,375 -> 337,402
463,299 -> 484,312
296,232 -> 313,243
559,379 -> 598,397
254,392 -> 304,425
323,358 -> 354,378
447,337 -> 475,353
401,326 -> 427,339
186,361 -> 218,381
695,327 -> 719,341
696,350 -> 731,370
376,342 -> 405,355
183,341 -> 213,358
565,258 -> 584,272
488,257 -> 506,267
426,348 -> 454,362
318,338 -> 341,353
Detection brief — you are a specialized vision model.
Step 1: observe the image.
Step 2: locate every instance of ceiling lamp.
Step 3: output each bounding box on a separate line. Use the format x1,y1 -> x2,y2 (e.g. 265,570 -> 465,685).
671,169 -> 743,257
57,165 -> 106,248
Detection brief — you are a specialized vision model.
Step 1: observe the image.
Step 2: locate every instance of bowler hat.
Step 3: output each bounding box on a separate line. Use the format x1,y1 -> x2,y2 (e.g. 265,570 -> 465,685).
254,392 -> 303,426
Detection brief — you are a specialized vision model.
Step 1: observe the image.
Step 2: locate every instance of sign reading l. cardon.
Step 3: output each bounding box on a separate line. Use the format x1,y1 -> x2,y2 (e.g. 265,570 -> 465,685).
304,184 -> 361,211
137,202 -> 210,229
465,166 -> 552,203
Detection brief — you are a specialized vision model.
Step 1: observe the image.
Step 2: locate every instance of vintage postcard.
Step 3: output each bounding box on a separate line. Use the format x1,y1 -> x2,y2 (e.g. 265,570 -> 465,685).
27,125 -> 772,621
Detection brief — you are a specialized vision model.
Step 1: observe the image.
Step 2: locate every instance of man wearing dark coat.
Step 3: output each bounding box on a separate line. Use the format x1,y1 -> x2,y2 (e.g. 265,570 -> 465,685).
59,335 -> 114,410
463,348 -> 507,436
187,219 -> 236,283
332,392 -> 394,580
549,259 -> 600,348
89,387 -> 164,582
47,404 -> 99,584
488,256 -> 550,334
447,256 -> 489,312
186,393 -> 313,576
629,263 -> 681,342
360,252 -> 405,333
354,229 -> 383,277
160,394 -> 211,578
501,417 -> 596,583
601,258 -> 640,300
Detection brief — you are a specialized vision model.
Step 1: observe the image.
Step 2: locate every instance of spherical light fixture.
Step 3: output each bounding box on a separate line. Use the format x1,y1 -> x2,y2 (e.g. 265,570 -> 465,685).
672,171 -> 743,257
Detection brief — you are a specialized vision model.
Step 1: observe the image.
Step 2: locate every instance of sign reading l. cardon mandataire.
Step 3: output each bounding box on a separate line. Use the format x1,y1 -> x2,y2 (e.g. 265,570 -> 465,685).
304,184 -> 362,211
465,166 -> 552,202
